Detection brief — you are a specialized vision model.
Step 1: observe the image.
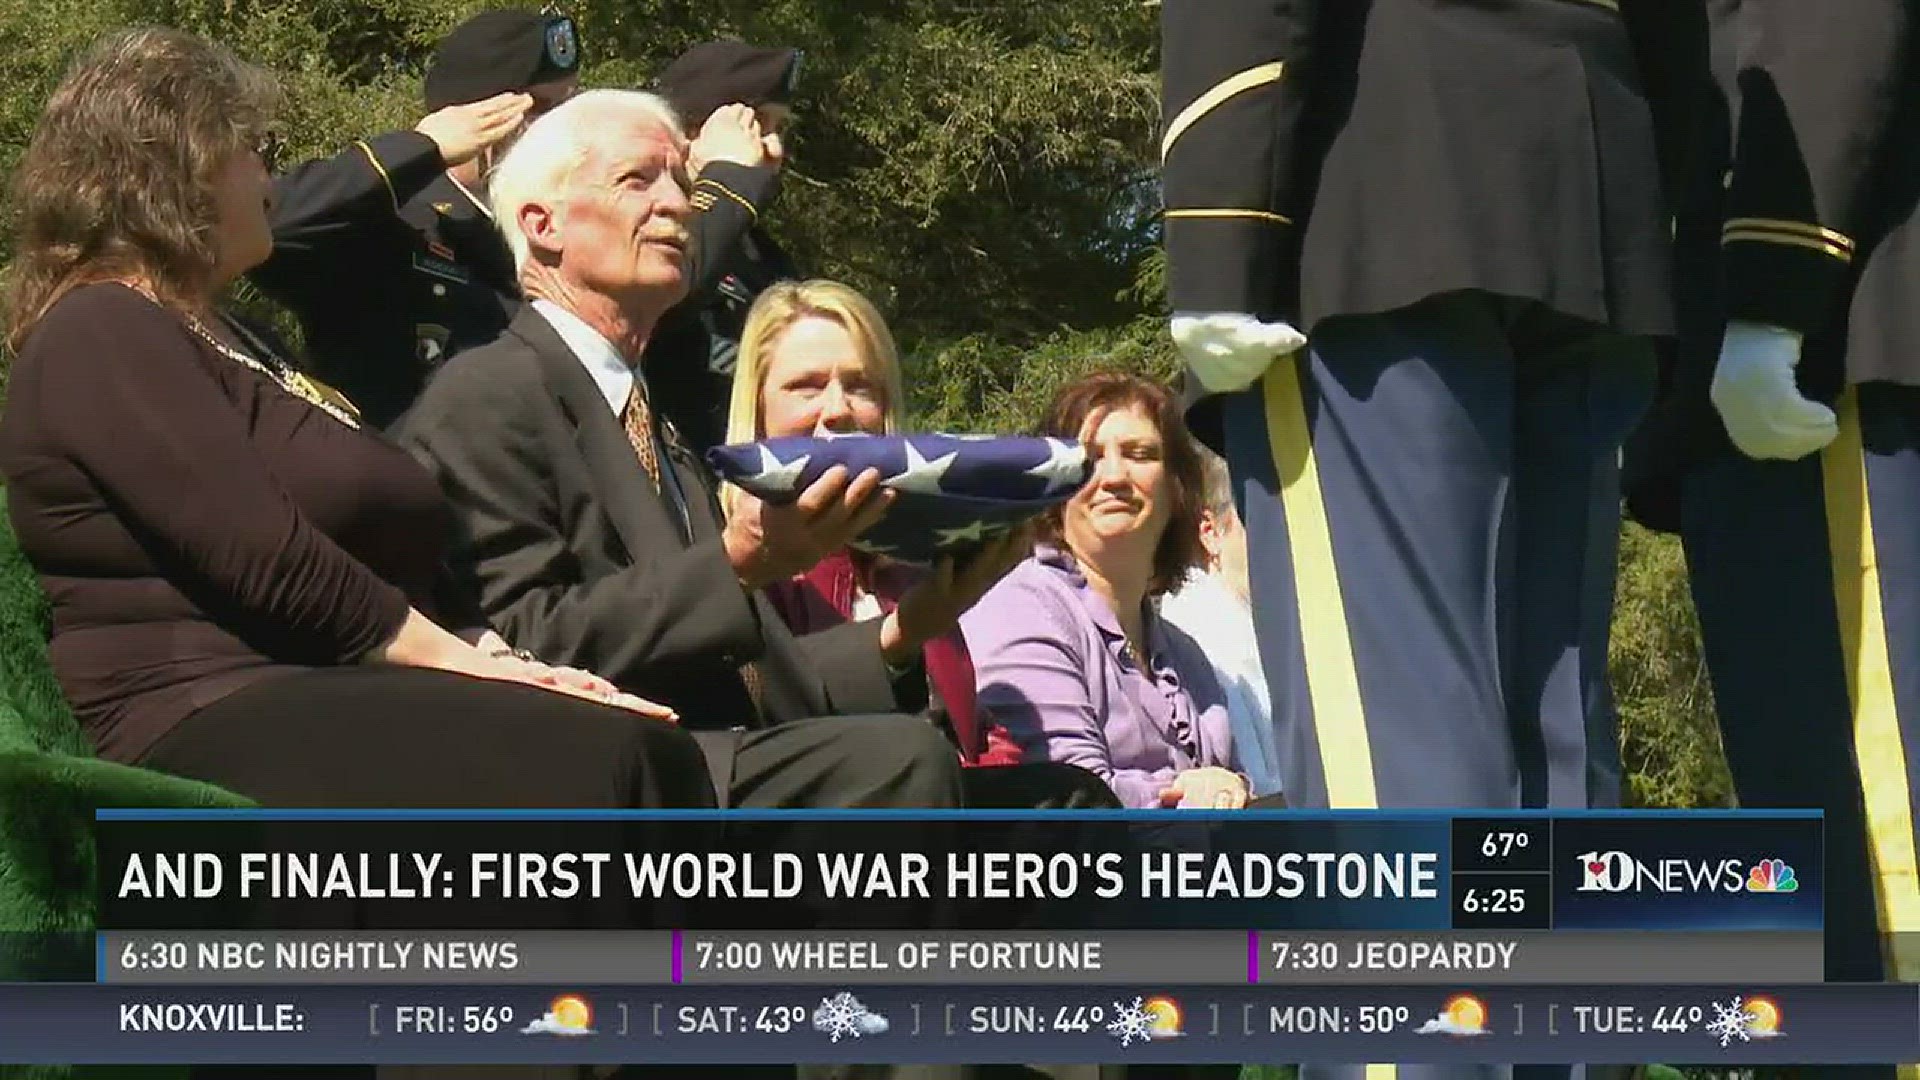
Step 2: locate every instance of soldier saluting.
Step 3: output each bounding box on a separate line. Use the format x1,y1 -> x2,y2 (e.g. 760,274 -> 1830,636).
251,8 -> 581,428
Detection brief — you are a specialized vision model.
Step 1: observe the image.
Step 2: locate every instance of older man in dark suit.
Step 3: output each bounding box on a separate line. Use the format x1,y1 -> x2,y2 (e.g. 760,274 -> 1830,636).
397,88 -> 961,812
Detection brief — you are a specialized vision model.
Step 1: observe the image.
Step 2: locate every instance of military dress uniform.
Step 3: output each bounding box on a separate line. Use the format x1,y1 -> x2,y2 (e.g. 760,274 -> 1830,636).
1163,11 -> 1700,1078
1164,12 -> 1688,1074
644,157 -> 799,451
1165,0 -> 1700,820
248,9 -> 581,430
251,134 -> 520,430
1642,1 -> 1920,1060
645,41 -> 806,451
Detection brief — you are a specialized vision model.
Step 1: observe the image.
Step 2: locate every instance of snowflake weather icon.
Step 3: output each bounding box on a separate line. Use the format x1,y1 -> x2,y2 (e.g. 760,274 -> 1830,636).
811,992 -> 889,1042
1107,998 -> 1156,1047
1706,996 -> 1785,1046
1106,996 -> 1183,1047
1746,858 -> 1798,892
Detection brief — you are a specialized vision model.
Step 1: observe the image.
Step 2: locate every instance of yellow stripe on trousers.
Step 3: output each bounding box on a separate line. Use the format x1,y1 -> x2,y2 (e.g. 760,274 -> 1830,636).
1365,1067 -> 1398,1080
1264,357 -> 1378,809
1824,390 -> 1920,1065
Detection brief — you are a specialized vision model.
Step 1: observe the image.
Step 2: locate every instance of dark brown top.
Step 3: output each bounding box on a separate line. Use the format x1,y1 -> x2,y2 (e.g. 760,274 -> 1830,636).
0,283 -> 482,763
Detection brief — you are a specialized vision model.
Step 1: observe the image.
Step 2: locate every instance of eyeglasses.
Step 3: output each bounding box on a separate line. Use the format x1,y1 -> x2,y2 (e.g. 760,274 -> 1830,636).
251,131 -> 286,173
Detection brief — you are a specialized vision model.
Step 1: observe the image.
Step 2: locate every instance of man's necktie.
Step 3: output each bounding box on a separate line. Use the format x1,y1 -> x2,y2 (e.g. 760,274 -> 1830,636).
620,379 -> 665,491
621,378 -> 764,719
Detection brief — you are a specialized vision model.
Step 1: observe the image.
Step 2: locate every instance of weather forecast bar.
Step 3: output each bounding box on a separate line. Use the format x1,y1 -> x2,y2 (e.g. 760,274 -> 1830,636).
97,929 -> 1822,986
0,982 -> 1910,1064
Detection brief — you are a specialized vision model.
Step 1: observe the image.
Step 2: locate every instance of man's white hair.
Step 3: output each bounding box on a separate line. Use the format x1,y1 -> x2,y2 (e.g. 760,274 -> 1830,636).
489,88 -> 685,275
1198,445 -> 1235,517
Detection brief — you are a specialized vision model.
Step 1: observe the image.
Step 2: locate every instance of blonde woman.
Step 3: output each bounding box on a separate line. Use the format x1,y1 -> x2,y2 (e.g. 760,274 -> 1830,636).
727,281 -> 1119,807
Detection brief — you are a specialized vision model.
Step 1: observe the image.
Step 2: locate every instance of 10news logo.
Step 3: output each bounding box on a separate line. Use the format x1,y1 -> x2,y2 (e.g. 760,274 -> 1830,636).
1574,851 -> 1799,894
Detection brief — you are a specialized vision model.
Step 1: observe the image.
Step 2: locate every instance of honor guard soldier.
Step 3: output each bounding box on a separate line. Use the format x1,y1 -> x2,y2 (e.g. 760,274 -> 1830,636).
1163,0 -> 1700,815
1163,0 -> 1701,1061
250,8 -> 581,428
645,41 -> 804,451
1627,0 -> 1920,1056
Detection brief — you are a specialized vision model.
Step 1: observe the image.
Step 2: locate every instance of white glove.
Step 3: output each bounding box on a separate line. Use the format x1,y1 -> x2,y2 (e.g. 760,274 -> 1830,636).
1171,313 -> 1309,393
1708,321 -> 1839,461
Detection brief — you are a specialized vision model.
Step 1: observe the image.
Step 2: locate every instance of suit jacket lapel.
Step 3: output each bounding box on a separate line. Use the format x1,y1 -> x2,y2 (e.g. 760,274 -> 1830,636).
513,308 -> 683,562
662,426 -> 722,541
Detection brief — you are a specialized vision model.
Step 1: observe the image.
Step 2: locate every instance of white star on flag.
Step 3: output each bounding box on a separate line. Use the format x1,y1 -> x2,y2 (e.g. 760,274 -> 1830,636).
885,441 -> 959,495
1024,438 -> 1088,494
751,444 -> 811,494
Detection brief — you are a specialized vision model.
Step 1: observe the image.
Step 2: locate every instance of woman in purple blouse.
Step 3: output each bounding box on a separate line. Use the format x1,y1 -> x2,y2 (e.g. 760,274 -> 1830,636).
962,373 -> 1276,810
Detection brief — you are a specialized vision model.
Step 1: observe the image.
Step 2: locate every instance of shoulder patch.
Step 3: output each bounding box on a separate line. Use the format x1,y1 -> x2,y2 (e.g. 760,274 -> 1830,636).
416,324 -> 452,369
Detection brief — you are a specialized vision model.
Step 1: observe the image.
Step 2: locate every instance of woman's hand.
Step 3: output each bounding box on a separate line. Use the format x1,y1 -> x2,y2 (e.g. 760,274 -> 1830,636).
1158,767 -> 1249,810
470,651 -> 679,722
535,663 -> 622,698
382,614 -> 678,721
881,525 -> 1034,664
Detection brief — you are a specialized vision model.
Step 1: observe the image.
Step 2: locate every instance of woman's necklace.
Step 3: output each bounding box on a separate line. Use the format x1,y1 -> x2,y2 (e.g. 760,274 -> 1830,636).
177,309 -> 363,431
120,279 -> 363,430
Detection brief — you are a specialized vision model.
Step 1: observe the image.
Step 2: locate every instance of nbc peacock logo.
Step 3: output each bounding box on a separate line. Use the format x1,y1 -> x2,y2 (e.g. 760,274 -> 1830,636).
1745,858 -> 1799,893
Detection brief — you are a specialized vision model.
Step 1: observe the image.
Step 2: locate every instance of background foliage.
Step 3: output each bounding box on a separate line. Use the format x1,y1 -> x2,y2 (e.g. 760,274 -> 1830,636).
0,0 -> 1732,808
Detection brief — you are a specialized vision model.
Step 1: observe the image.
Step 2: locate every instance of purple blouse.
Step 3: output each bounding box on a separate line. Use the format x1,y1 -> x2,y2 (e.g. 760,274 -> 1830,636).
959,546 -> 1237,807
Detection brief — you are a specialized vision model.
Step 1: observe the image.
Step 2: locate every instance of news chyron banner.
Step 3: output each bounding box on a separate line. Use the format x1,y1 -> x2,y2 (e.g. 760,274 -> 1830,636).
3,809 -> 1906,1066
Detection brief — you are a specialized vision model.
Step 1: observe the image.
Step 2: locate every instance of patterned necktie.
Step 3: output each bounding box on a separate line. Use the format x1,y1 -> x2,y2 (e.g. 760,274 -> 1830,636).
620,379 -> 664,491
621,378 -> 764,719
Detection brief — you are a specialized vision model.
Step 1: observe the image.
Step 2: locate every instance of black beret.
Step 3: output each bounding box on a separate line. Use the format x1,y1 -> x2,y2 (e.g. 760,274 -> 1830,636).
424,9 -> 581,111
655,42 -> 800,130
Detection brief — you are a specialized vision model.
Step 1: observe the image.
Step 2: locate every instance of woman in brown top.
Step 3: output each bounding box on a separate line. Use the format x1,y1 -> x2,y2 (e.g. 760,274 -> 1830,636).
0,27 -> 715,811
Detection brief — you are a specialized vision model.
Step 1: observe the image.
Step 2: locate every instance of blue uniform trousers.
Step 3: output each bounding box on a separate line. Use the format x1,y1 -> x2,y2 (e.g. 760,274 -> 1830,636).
1222,293 -> 1653,814
1682,384 -> 1920,1080
1220,293 -> 1652,1080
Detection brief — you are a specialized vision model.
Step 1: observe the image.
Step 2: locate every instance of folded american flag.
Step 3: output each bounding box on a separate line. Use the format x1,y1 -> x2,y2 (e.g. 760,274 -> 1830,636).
706,433 -> 1091,563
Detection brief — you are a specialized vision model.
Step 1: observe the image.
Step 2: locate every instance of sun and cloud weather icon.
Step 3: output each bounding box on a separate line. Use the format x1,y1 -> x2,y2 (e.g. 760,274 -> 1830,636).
1141,996 -> 1184,1040
520,994 -> 595,1036
812,992 -> 890,1042
1415,994 -> 1491,1037
1746,859 -> 1798,892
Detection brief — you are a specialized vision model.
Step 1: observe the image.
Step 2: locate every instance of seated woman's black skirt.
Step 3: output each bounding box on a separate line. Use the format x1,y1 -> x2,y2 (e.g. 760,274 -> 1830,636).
139,665 -> 717,810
